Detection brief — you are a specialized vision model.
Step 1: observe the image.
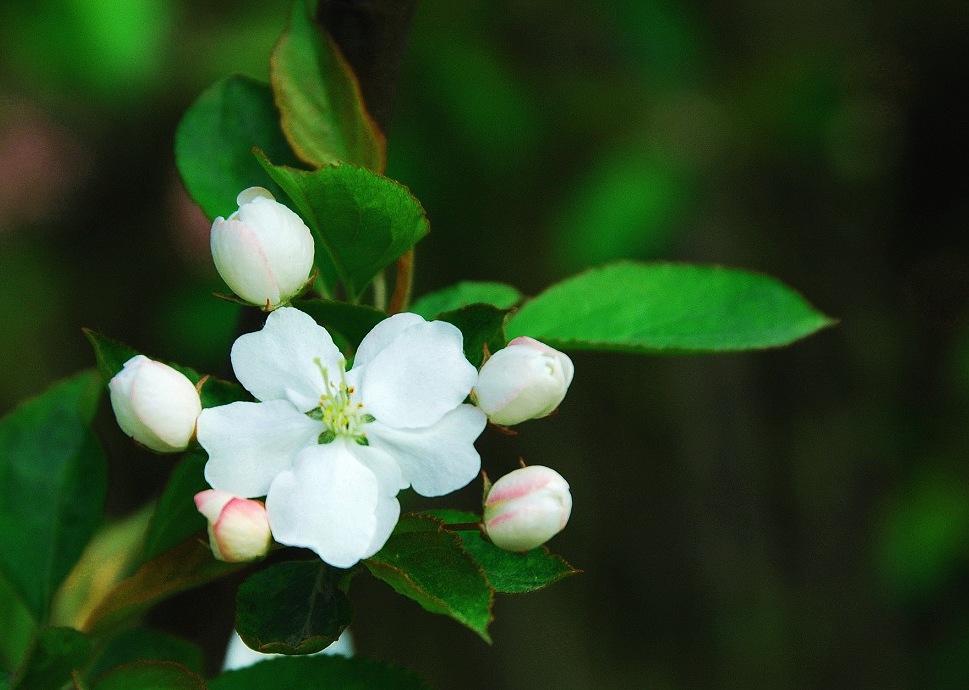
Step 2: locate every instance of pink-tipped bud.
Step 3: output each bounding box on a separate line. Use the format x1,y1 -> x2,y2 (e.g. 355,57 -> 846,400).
194,489 -> 272,563
483,465 -> 572,552
210,187 -> 314,308
472,337 -> 574,426
108,355 -> 202,453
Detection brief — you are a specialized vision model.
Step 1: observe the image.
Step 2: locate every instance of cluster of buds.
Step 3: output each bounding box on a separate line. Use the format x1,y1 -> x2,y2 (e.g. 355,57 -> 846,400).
107,186 -> 578,561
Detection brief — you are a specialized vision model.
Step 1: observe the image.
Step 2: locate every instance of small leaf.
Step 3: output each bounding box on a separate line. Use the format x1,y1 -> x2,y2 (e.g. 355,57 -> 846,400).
506,262 -> 835,353
87,629 -> 204,681
84,329 -> 249,409
83,539 -> 245,636
209,656 -> 431,690
0,572 -> 36,671
259,154 -> 430,301
90,661 -> 206,690
11,627 -> 91,690
236,560 -> 352,655
141,453 -> 209,563
410,281 -> 523,319
297,300 -> 388,351
271,0 -> 385,171
0,371 -> 106,621
174,74 -> 304,221
364,514 -> 493,641
436,304 -> 510,368
428,510 -> 579,594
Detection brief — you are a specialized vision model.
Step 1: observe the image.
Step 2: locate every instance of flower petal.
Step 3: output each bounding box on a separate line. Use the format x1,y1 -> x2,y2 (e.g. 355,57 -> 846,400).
357,319 -> 477,428
362,492 -> 401,559
351,312 -> 424,369
198,399 -> 320,498
266,441 -> 383,568
231,307 -> 342,410
368,404 -> 486,496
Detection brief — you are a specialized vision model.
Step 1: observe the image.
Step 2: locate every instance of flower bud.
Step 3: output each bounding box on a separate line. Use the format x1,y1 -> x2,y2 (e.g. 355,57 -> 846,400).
194,489 -> 272,563
483,465 -> 572,552
108,355 -> 202,453
473,337 -> 574,426
210,187 -> 315,308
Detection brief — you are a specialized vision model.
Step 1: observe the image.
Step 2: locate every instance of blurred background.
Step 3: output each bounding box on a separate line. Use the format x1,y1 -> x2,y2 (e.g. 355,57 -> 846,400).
2,0 -> 969,687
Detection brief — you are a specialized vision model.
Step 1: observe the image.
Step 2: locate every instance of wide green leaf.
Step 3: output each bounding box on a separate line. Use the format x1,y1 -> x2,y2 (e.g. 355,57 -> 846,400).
84,329 -> 249,410
0,572 -> 35,671
271,0 -> 385,171
410,281 -> 523,319
505,262 -> 835,352
209,656 -> 431,690
10,627 -> 90,690
436,304 -> 510,368
364,515 -> 493,641
259,155 -> 430,301
0,371 -> 106,622
297,300 -> 388,351
87,629 -> 204,681
83,539 -> 245,636
428,510 -> 579,594
174,74 -> 304,221
90,661 -> 206,690
236,560 -> 351,655
141,453 -> 209,563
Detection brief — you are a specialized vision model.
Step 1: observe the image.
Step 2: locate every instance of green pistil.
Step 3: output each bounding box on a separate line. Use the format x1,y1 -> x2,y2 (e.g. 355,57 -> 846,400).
308,357 -> 374,445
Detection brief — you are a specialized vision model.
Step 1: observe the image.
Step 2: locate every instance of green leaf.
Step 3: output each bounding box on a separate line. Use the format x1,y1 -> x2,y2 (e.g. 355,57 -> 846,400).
364,515 -> 493,641
410,282 -> 522,319
90,661 -> 206,690
436,304 -> 510,368
83,539 -> 245,636
427,510 -> 579,594
84,329 -> 249,410
236,561 -> 351,655
141,453 -> 209,563
0,371 -> 106,622
209,656 -> 431,690
11,627 -> 90,690
174,74 -> 304,221
271,0 -> 385,171
506,262 -> 835,353
87,629 -> 203,681
0,572 -> 36,671
259,155 -> 430,301
297,300 -> 388,351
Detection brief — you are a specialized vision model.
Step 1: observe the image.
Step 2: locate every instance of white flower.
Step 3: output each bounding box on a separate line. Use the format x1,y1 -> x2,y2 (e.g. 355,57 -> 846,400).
108,355 -> 202,453
210,187 -> 315,308
194,489 -> 272,563
196,307 -> 487,568
472,337 -> 574,426
483,465 -> 572,552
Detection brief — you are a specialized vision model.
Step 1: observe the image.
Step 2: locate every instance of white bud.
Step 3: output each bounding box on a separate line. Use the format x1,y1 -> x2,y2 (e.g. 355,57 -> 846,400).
194,489 -> 272,563
210,187 -> 315,308
108,355 -> 202,453
473,337 -> 574,426
483,465 -> 572,552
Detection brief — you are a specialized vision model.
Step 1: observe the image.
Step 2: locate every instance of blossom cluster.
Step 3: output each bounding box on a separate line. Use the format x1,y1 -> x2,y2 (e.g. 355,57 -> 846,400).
107,189 -> 574,566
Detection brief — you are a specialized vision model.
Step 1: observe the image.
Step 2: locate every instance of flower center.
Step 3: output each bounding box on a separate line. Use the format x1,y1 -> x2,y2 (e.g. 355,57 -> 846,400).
307,358 -> 374,445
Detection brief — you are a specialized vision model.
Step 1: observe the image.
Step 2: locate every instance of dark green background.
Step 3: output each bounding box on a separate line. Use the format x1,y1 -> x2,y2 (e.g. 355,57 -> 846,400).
1,0 -> 968,687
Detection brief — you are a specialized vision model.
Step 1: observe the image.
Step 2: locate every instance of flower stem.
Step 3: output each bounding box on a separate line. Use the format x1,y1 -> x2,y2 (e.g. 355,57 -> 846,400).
388,249 -> 414,314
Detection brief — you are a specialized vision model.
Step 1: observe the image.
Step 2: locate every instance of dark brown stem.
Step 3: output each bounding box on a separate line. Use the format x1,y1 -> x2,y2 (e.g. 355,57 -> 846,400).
388,248 -> 414,313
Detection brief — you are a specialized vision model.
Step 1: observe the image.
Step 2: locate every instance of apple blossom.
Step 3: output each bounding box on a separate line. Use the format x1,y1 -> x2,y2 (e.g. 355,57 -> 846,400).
210,187 -> 314,308
195,489 -> 272,562
196,307 -> 487,568
483,465 -> 572,552
108,355 -> 202,453
472,337 -> 574,426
